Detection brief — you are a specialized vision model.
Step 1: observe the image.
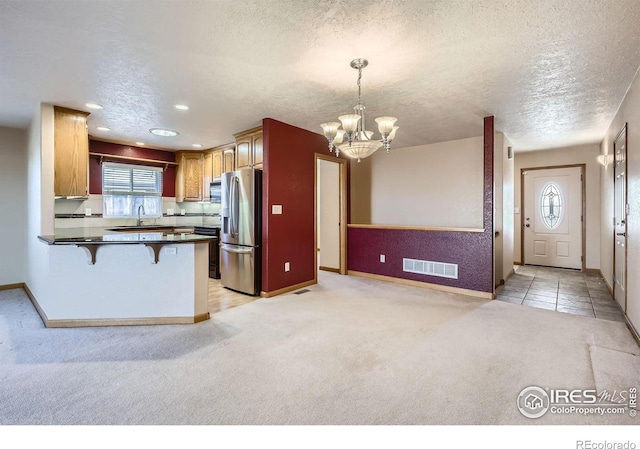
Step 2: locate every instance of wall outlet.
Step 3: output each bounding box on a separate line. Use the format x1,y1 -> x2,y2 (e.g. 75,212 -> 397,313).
272,205 -> 283,215
167,208 -> 174,216
165,247 -> 177,255
284,262 -> 290,272
380,254 -> 386,263
85,208 -> 92,216
514,207 -> 520,214
180,209 -> 186,216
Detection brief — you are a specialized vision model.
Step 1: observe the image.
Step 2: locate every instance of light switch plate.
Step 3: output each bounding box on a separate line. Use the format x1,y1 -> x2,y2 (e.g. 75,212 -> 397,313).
165,247 -> 177,255
380,254 -> 385,263
272,205 -> 283,215
85,208 -> 91,216
284,262 -> 290,272
514,207 -> 520,214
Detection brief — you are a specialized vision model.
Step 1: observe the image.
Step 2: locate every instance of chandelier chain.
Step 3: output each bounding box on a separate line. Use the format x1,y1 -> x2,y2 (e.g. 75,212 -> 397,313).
357,67 -> 362,106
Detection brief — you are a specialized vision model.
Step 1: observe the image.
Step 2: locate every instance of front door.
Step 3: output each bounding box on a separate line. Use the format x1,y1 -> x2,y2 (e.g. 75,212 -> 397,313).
614,126 -> 627,311
523,166 -> 583,270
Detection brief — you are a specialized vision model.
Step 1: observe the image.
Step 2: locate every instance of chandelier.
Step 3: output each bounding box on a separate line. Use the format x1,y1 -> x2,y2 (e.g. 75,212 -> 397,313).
320,58 -> 399,162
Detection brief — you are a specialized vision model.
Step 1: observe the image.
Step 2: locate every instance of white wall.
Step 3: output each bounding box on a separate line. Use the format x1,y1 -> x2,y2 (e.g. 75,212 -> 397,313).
350,136 -> 484,228
502,135 -> 515,284
0,126 -> 27,285
600,66 -> 640,332
494,132 -> 515,285
514,144 -> 601,269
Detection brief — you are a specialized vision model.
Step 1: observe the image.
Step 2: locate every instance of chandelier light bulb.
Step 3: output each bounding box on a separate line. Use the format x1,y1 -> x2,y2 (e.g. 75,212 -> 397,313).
375,116 -> 398,134
320,122 -> 340,140
338,114 -> 360,132
388,126 -> 399,141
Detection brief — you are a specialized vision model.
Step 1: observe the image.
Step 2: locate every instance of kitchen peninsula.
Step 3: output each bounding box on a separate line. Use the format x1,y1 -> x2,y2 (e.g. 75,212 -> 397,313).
35,227 -> 213,327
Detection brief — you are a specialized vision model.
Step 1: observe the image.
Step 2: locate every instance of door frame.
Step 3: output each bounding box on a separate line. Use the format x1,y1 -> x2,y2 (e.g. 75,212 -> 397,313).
314,153 -> 348,275
520,164 -> 586,271
612,123 -> 628,311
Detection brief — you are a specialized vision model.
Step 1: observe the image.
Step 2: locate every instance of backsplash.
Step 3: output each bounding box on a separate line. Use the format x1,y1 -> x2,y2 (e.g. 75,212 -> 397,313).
55,195 -> 221,228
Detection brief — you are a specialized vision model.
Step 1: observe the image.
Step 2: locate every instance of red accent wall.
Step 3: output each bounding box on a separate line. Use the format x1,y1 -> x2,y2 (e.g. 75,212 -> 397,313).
88,140 -> 176,197
346,116 -> 495,294
261,118 -> 348,293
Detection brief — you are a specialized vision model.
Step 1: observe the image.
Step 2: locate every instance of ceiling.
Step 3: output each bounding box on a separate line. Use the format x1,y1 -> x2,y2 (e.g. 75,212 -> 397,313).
1,0 -> 640,152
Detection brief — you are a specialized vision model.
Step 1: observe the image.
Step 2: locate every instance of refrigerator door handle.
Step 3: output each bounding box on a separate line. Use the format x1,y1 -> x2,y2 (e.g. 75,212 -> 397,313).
221,244 -> 253,254
230,176 -> 239,237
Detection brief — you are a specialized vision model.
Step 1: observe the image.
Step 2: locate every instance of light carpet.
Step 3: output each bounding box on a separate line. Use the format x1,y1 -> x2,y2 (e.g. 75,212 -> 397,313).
0,272 -> 638,425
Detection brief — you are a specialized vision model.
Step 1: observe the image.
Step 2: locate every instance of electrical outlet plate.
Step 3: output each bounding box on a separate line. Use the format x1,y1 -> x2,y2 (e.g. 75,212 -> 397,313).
165,247 -> 177,255
272,205 -> 283,215
285,262 -> 290,272
167,208 -> 174,216
180,209 -> 186,216
85,208 -> 92,216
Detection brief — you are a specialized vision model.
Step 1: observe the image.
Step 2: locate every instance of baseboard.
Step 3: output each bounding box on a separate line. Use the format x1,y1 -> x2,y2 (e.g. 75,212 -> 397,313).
0,283 -> 25,291
20,282 -> 209,328
504,268 -> 515,283
44,315 -> 209,328
514,261 -> 522,266
319,266 -> 340,273
347,270 -> 494,300
585,268 -> 601,275
625,315 -> 640,347
261,279 -> 317,298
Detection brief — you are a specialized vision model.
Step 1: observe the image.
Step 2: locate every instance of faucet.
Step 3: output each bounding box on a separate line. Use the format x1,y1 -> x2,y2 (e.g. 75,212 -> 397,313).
137,204 -> 145,226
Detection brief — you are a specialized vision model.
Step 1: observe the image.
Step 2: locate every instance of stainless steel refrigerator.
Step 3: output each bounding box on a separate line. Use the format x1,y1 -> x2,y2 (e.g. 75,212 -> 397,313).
220,168 -> 262,295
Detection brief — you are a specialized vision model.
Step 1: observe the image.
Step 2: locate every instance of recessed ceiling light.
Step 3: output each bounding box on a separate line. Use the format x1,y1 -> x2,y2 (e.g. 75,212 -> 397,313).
96,126 -> 110,131
174,104 -> 190,111
136,142 -> 145,146
149,128 -> 179,137
192,144 -> 203,148
85,102 -> 103,110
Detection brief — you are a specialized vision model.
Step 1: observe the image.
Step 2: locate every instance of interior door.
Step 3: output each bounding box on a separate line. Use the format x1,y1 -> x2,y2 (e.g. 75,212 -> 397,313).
614,126 -> 627,311
523,166 -> 583,269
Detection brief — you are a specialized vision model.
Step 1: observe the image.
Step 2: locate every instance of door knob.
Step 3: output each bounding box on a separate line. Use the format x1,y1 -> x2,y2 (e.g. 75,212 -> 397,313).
525,224 -> 531,228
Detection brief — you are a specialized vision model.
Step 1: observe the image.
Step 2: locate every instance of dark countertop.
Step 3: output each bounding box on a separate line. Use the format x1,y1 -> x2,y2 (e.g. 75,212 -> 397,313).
38,227 -> 216,245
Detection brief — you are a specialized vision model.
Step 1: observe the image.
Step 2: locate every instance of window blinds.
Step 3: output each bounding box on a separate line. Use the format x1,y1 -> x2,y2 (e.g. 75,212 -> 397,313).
102,162 -> 162,195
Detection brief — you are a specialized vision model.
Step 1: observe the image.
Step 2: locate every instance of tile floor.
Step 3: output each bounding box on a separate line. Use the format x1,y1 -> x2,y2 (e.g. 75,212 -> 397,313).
496,265 -> 626,322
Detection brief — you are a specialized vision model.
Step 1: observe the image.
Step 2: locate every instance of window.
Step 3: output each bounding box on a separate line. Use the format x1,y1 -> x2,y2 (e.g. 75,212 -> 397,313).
540,183 -> 563,229
102,162 -> 163,218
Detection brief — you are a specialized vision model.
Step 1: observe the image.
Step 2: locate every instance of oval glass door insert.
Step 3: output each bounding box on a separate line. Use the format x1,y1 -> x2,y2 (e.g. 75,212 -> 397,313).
540,183 -> 563,229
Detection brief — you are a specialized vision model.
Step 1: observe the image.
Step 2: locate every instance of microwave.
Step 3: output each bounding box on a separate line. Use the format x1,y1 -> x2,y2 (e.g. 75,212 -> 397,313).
210,181 -> 222,204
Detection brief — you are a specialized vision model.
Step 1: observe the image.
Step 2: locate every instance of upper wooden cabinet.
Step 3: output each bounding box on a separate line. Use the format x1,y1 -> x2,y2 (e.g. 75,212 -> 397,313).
212,150 -> 223,179
203,151 -> 214,201
234,126 -> 263,170
223,146 -> 235,173
175,151 -> 204,202
53,106 -> 90,197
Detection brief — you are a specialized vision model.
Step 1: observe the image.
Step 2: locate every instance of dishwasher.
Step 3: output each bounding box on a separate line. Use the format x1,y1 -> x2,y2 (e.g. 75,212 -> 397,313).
193,226 -> 220,279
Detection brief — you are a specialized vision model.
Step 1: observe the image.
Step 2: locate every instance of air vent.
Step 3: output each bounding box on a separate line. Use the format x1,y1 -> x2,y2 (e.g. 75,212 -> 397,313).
293,289 -> 311,295
403,258 -> 458,279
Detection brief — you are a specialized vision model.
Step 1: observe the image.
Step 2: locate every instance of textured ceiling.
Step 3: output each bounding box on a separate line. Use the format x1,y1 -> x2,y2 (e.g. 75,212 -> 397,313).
1,0 -> 640,152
